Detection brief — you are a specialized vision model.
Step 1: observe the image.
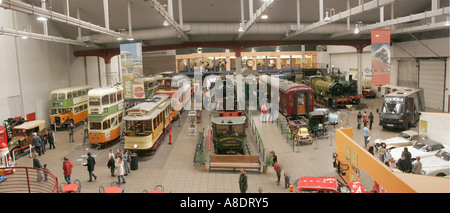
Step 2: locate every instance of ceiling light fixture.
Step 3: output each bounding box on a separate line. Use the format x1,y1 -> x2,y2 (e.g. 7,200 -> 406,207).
238,23 -> 244,32
354,21 -> 362,34
323,11 -> 331,22
163,20 -> 170,27
261,14 -> 268,20
37,16 -> 47,21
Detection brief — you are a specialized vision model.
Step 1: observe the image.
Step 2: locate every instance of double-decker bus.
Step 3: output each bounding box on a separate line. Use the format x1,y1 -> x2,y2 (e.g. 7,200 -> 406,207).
87,86 -> 124,146
123,94 -> 173,152
49,85 -> 93,128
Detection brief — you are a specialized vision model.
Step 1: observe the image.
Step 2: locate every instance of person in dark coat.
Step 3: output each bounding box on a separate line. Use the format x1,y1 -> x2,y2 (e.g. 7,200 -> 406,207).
47,128 -> 55,149
83,152 -> 97,182
397,155 -> 412,173
239,169 -> 248,193
68,123 -> 74,143
38,132 -> 46,154
369,112 -> 374,129
33,153 -> 43,182
32,133 -> 42,156
357,111 -> 362,129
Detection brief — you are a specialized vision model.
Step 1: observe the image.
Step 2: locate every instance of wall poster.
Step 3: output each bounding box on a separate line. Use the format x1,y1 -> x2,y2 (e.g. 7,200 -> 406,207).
371,29 -> 391,85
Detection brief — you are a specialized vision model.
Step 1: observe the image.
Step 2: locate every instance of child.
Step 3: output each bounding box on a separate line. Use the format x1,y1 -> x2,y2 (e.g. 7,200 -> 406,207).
42,164 -> 49,182
284,171 -> 290,189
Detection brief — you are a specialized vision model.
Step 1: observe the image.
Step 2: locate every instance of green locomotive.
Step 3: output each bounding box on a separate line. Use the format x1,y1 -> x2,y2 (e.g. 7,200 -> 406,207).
211,111 -> 247,155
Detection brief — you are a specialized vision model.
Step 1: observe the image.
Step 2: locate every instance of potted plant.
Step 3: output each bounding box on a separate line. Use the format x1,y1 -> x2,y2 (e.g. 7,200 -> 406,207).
262,154 -> 273,174
195,149 -> 209,171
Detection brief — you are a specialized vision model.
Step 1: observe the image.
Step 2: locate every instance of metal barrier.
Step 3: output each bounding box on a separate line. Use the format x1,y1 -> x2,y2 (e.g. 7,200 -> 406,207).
245,109 -> 266,162
0,167 -> 59,193
11,144 -> 34,165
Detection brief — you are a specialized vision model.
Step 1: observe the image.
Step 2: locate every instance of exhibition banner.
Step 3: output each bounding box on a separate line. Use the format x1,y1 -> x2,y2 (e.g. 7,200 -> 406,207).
120,42 -> 144,99
371,29 -> 391,85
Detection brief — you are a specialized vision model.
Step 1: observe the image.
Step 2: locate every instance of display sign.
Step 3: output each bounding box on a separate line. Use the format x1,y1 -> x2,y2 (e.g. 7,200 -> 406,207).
120,42 -> 144,99
371,29 -> 391,85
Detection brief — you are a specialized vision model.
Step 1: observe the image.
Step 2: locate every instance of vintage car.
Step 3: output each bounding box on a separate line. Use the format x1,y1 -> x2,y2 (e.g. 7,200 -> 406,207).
8,120 -> 47,156
419,150 -> 450,177
288,118 -> 312,145
390,139 -> 450,161
374,130 -> 423,150
313,108 -> 339,124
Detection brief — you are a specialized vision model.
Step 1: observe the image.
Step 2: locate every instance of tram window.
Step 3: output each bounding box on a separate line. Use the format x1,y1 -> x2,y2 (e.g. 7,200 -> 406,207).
118,113 -> 123,123
126,121 -> 134,131
298,95 -> 304,105
135,121 -> 144,133
67,92 -> 72,99
103,120 -> 110,130
144,120 -> 152,131
66,108 -> 72,113
74,107 -> 79,113
72,91 -> 77,98
102,95 -> 110,105
111,118 -> 116,126
77,90 -> 82,96
84,104 -> 88,110
117,92 -> 123,101
153,118 -> 157,129
82,89 -> 86,95
90,122 -> 101,130
51,109 -> 57,115
51,93 -> 57,100
89,98 -> 100,106
58,93 -> 66,100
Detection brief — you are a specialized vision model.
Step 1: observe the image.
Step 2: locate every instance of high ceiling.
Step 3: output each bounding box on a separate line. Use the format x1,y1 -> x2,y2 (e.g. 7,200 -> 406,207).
15,0 -> 450,51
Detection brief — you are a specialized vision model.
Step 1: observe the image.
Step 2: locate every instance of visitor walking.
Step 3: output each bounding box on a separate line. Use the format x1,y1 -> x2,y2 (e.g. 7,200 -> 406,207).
83,152 -> 97,182
412,156 -> 422,174
115,154 -> 126,184
32,132 -> 42,156
123,149 -> 130,176
363,123 -> 370,148
38,131 -> 46,155
47,128 -> 55,149
369,112 -> 374,129
32,153 -> 43,182
239,169 -> 248,193
108,149 -> 115,176
273,161 -> 282,185
68,123 -> 74,143
63,157 -> 73,184
357,111 -> 362,129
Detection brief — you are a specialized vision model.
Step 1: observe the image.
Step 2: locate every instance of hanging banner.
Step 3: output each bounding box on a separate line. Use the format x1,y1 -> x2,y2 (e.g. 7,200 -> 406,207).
371,29 -> 391,85
120,42 -> 144,99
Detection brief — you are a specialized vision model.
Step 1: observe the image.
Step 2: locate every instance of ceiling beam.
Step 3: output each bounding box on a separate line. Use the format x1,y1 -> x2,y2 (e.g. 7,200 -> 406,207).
285,0 -> 401,40
237,0 -> 279,40
0,26 -> 101,48
0,0 -> 127,40
149,0 -> 189,41
330,7 -> 450,38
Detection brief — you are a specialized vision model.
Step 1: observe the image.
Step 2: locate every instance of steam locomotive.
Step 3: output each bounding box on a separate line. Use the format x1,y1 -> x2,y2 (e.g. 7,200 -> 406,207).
308,75 -> 361,108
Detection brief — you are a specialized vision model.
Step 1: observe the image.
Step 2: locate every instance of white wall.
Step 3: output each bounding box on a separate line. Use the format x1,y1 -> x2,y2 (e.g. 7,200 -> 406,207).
0,9 -> 120,125
419,112 -> 450,145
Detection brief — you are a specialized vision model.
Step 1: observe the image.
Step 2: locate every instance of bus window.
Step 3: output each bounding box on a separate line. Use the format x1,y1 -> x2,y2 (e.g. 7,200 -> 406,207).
110,94 -> 116,103
103,120 -> 111,130
118,113 -> 123,123
90,122 -> 101,130
89,97 -> 100,106
74,107 -> 79,113
66,108 -> 72,113
58,93 -> 66,100
51,109 -> 57,115
51,93 -> 57,100
102,95 -> 110,105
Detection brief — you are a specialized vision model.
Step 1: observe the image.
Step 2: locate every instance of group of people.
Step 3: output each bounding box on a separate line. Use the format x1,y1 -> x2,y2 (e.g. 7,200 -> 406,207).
107,149 -> 132,184
31,128 -> 55,156
260,102 -> 276,123
357,111 -> 374,130
239,150 -> 292,193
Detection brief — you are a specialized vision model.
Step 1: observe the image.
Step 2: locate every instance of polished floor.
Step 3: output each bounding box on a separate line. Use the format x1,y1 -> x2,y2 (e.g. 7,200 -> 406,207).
13,97 -> 412,193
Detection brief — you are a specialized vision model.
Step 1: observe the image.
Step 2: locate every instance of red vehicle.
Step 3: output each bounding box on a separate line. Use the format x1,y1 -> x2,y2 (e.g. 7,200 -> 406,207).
261,77 -> 315,119
294,177 -> 369,193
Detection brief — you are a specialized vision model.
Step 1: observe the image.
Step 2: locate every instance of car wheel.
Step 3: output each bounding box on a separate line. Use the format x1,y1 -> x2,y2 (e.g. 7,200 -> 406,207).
436,173 -> 446,177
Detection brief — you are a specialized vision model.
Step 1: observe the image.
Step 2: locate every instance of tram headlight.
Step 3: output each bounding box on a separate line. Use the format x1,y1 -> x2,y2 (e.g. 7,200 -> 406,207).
133,144 -> 138,149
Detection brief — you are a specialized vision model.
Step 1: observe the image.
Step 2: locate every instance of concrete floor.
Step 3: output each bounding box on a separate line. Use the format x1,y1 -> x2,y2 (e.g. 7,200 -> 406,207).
12,97 -> 418,193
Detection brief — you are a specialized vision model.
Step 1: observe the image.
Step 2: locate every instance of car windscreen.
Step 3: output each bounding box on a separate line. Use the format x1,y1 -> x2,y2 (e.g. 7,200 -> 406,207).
381,97 -> 404,114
